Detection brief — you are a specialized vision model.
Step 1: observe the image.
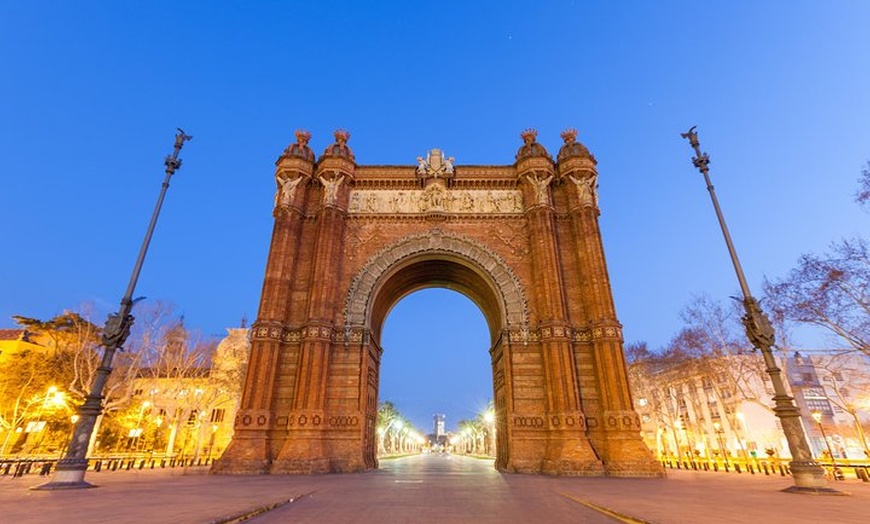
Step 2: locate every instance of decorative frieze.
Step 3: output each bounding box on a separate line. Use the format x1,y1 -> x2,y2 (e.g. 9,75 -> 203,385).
506,325 -> 622,344
348,187 -> 523,215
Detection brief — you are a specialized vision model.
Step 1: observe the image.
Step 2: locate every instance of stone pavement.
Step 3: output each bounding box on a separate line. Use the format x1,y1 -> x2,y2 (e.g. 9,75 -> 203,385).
1,454 -> 867,523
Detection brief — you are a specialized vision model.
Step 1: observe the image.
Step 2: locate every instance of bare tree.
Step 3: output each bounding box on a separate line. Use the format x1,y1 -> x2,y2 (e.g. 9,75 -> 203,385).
811,352 -> 870,455
765,238 -> 870,356
627,296 -> 787,460
0,346 -> 56,454
131,315 -> 221,458
12,306 -> 155,453
857,160 -> 870,208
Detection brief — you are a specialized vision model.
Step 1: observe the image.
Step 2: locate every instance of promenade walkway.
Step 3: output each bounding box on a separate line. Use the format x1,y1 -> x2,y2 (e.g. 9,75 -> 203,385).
1,454 -> 867,523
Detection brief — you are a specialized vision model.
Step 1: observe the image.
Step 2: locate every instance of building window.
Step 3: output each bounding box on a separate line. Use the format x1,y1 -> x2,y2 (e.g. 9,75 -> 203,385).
803,387 -> 826,398
804,399 -> 833,415
210,408 -> 226,423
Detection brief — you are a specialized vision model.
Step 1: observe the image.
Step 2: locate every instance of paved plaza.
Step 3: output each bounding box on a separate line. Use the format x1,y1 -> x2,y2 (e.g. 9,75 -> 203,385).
1,454 -> 867,523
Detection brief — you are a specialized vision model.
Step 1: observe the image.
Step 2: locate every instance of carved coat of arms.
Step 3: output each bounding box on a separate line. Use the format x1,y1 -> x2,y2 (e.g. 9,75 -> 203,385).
416,148 -> 455,179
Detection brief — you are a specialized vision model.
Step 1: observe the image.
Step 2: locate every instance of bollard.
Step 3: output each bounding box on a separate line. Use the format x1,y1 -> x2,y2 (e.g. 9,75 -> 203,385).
3,462 -> 11,475
713,462 -> 719,472
95,460 -> 102,472
856,467 -> 869,482
735,463 -> 741,473
763,463 -> 769,476
139,459 -> 145,470
749,464 -> 755,474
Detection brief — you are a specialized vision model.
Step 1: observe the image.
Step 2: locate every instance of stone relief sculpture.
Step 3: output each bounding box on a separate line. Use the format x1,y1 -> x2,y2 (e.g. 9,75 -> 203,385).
319,174 -> 345,206
568,174 -> 598,207
526,174 -> 554,206
346,189 -> 523,214
275,175 -> 303,207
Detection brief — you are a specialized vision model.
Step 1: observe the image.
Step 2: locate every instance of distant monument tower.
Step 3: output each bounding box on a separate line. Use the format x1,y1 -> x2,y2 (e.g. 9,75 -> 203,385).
433,413 -> 446,438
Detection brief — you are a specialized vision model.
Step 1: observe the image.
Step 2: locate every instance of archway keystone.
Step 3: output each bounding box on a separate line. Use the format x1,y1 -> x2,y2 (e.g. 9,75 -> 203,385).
213,130 -> 663,477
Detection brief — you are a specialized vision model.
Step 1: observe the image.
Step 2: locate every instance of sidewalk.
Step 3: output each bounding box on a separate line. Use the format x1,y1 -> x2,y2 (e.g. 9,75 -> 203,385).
0,457 -> 866,523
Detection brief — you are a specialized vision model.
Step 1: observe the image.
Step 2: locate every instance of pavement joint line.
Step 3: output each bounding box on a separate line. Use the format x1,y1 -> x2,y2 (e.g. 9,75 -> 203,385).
557,492 -> 658,524
207,491 -> 314,524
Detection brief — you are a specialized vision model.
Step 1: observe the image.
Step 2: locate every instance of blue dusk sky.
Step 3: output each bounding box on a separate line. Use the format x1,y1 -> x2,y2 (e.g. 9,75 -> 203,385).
1,2 -> 867,432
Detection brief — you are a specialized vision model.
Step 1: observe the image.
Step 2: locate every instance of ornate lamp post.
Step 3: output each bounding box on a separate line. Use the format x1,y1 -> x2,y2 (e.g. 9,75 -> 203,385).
37,129 -> 192,490
681,127 -> 838,494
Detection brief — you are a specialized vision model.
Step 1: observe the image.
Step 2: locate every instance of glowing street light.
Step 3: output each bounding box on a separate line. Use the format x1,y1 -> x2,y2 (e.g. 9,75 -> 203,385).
713,422 -> 728,466
811,411 -> 840,481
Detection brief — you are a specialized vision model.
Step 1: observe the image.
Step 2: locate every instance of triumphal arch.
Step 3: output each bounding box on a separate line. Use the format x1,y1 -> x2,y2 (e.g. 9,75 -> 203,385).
213,128 -> 662,477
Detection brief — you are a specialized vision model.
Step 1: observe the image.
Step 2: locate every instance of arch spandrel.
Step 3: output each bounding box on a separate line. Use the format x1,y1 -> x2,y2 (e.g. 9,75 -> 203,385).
343,231 -> 529,342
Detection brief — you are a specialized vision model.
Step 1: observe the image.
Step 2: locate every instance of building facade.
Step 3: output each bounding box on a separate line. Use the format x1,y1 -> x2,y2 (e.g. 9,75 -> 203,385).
631,351 -> 870,462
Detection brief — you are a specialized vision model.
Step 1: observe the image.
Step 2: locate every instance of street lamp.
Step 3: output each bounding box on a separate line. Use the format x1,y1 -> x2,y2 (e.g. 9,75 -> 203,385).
811,411 -> 839,481
153,416 -> 164,456
681,127 -> 837,494
713,422 -> 728,466
32,385 -> 70,454
673,419 -> 686,462
207,424 -> 218,462
129,401 -> 151,453
37,129 -> 192,490
734,412 -> 752,464
484,410 -> 496,457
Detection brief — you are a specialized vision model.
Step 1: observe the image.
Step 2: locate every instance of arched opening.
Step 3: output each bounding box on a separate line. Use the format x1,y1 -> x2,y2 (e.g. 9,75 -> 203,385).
367,256 -> 507,346
379,288 -> 492,459
365,255 -> 508,465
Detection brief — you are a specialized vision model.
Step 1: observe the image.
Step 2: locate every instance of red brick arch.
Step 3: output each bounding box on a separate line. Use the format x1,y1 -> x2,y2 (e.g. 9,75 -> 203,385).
213,130 -> 662,477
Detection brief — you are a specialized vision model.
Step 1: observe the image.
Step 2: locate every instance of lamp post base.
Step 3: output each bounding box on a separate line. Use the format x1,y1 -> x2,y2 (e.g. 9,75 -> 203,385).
31,463 -> 98,490
782,461 -> 846,496
782,485 -> 848,496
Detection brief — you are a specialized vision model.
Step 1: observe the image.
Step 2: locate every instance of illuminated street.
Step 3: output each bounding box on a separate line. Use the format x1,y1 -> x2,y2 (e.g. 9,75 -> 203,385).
1,454 -> 868,523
